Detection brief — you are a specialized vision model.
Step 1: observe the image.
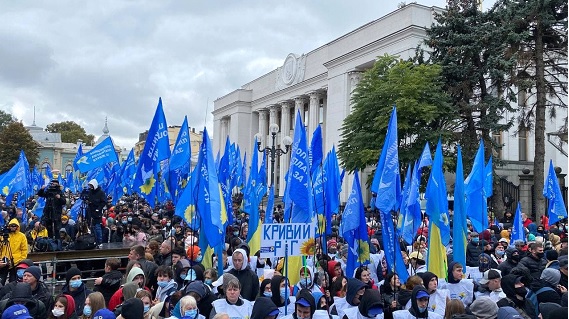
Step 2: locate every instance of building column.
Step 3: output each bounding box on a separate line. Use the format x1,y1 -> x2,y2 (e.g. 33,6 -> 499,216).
258,109 -> 269,147
308,91 -> 321,143
279,101 -> 292,196
268,104 -> 280,187
348,71 -> 363,112
220,118 -> 229,147
293,96 -> 306,128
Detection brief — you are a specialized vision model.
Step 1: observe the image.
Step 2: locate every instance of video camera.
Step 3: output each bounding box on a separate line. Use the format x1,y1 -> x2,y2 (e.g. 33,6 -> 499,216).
80,187 -> 90,201
1,225 -> 10,241
44,181 -> 61,197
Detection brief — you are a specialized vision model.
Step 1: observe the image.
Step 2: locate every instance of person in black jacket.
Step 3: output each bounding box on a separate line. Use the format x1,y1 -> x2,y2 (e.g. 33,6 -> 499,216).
497,274 -> 537,319
530,268 -> 564,305
86,179 -> 106,247
251,296 -> 279,319
499,248 -> 528,276
37,179 -> 66,239
520,243 -> 547,280
466,233 -> 483,267
228,248 -> 259,301
94,257 -> 123,305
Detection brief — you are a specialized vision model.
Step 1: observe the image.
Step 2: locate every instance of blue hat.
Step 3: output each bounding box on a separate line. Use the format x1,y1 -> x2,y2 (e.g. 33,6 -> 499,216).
296,298 -> 311,307
416,290 -> 429,299
368,306 -> 383,315
92,309 -> 116,319
267,309 -> 280,316
2,305 -> 33,319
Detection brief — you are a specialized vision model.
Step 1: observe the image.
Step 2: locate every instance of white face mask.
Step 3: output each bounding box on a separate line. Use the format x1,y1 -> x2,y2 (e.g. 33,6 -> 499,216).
52,308 -> 65,317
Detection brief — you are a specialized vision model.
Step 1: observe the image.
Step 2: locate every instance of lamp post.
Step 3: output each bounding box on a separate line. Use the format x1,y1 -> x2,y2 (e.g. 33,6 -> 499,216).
256,123 -> 293,189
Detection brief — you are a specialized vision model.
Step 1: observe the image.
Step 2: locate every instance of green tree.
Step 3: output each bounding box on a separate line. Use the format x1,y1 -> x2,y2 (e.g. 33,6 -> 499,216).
338,55 -> 458,177
46,121 -> 95,145
0,122 -> 39,173
0,110 -> 17,133
426,0 -> 518,215
495,0 -> 567,218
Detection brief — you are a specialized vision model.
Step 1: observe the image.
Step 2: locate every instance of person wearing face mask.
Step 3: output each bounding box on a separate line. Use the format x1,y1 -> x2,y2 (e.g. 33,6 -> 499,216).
519,242 -> 547,280
61,267 -> 91,316
204,268 -> 218,293
179,295 -> 206,319
188,245 -> 204,266
330,278 -> 366,319
498,248 -> 528,276
270,275 -> 296,317
496,275 -> 537,319
0,259 -> 33,300
466,232 -> 483,267
491,243 -> 507,266
279,289 -> 316,319
293,267 -> 320,295
327,240 -> 339,260
48,294 -> 76,319
175,258 -> 193,290
155,265 -> 178,302
393,286 -> 443,319
82,292 -> 105,319
186,280 -> 218,319
134,290 -> 154,319
343,288 -> 384,319
260,279 -> 272,298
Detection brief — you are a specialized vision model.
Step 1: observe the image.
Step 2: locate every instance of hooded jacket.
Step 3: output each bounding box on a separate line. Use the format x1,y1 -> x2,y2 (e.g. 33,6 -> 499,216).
496,275 -> 537,319
251,297 -> 279,319
87,179 -> 106,219
186,280 -> 217,319
228,248 -> 259,301
331,278 -> 366,317
466,241 -> 483,267
498,248 -> 528,276
293,289 -> 316,319
410,286 -> 429,318
1,219 -> 28,265
61,276 -> 91,316
0,282 -> 47,318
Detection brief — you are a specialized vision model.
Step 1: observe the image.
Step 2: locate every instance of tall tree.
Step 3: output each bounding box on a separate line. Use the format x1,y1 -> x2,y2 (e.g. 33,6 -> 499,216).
495,0 -> 568,218
0,110 -> 17,133
338,54 -> 458,175
426,0 -> 518,215
0,122 -> 39,173
46,121 -> 95,145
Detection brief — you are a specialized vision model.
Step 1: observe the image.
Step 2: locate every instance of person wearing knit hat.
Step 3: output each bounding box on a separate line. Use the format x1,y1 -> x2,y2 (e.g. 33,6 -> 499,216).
327,239 -> 338,258
118,298 -> 144,319
559,256 -> 568,290
469,296 -> 498,319
62,266 -> 92,316
23,266 -> 41,282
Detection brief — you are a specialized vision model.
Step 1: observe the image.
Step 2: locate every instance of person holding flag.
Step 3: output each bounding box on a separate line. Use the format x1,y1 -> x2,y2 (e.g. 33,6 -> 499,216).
36,179 -> 66,239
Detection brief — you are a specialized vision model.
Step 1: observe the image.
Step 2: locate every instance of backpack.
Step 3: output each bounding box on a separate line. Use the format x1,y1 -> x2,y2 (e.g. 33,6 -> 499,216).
527,286 -> 554,317
72,233 -> 96,250
34,238 -> 62,252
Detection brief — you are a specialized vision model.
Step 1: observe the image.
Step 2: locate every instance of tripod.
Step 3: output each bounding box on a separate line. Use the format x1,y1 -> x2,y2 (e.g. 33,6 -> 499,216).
0,233 -> 15,285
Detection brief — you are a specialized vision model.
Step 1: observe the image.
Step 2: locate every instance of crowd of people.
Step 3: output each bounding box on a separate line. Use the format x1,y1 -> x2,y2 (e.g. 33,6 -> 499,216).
0,177 -> 566,319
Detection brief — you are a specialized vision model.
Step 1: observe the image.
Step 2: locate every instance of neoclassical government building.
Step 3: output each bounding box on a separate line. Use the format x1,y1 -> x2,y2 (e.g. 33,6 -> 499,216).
213,3 -> 567,208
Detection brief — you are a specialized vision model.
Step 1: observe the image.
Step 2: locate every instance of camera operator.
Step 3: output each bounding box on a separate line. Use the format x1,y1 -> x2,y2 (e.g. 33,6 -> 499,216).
85,179 -> 106,247
0,219 -> 29,285
37,179 -> 66,239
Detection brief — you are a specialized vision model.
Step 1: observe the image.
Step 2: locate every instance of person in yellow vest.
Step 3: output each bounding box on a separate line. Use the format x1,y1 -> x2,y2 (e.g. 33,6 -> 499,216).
30,221 -> 48,240
0,218 -> 29,285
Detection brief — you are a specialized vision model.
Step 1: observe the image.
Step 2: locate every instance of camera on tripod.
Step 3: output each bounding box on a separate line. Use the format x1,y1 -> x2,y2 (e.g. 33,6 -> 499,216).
80,187 -> 90,201
1,226 -> 10,241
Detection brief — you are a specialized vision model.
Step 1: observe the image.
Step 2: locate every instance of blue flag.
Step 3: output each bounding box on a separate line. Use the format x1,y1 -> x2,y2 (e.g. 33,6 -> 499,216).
511,202 -> 524,244
453,146 -> 468,270
132,98 -> 171,206
0,151 -> 30,198
74,136 -> 119,173
425,139 -> 451,245
70,199 -> 83,221
310,125 -> 323,176
283,111 -> 314,224
339,172 -> 369,277
33,197 -> 46,219
465,141 -> 487,232
397,163 -> 413,237
175,165 -> 199,229
400,162 -> 422,244
72,144 -> 84,172
544,160 -> 568,225
418,142 -> 433,169
169,116 -> 191,202
324,147 -> 342,235
218,137 -> 233,223
120,149 -> 136,194
373,106 -> 402,214
194,128 -> 226,248
265,185 -> 275,224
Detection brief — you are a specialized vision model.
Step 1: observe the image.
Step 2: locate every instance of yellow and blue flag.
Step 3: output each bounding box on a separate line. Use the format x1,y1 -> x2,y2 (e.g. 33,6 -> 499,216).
132,98 -> 171,206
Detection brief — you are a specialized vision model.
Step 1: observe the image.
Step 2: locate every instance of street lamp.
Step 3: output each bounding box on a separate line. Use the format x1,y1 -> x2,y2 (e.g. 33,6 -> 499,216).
256,123 -> 293,188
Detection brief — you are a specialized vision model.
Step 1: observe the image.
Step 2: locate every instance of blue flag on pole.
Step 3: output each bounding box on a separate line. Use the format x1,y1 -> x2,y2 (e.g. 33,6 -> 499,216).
465,141 -> 487,232
265,185 -> 275,224
74,136 -> 119,173
283,111 -> 314,224
72,143 -> 84,172
510,202 -> 524,244
453,146 -> 468,270
132,98 -> 171,206
194,128 -> 226,248
339,172 -> 369,277
218,137 -> 233,223
169,116 -> 191,202
425,139 -> 451,245
544,160 -> 568,225
0,151 -> 30,198
120,149 -> 136,194
373,107 -> 401,213
397,163 -> 413,237
400,162 -> 422,244
418,142 -> 433,169
310,125 -> 323,176
323,147 -> 342,235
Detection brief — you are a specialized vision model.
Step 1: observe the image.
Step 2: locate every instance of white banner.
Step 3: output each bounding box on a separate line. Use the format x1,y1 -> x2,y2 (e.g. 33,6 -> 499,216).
260,223 -> 316,258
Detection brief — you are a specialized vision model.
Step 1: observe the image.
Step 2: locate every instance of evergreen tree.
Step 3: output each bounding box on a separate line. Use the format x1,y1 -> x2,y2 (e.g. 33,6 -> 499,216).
338,54 -> 458,176
0,122 -> 39,173
495,0 -> 567,218
0,110 -> 17,133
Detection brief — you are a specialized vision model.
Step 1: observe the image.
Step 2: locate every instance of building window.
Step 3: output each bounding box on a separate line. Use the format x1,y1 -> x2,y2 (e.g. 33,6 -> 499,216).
519,127 -> 528,161
492,132 -> 502,159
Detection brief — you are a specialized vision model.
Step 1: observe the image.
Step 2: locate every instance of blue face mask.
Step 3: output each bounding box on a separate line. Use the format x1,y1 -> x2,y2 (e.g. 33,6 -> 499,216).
188,270 -> 196,281
144,305 -> 150,313
195,254 -> 203,263
233,231 -> 239,236
166,223 -> 171,227
263,291 -> 272,297
280,287 -> 288,299
301,278 -> 312,287
70,279 -> 82,288
157,280 -> 169,288
180,274 -> 187,281
185,309 -> 198,318
472,238 -> 479,244
16,269 -> 25,279
122,220 -> 127,225
205,279 -> 213,285
127,217 -> 133,222
83,305 -> 92,316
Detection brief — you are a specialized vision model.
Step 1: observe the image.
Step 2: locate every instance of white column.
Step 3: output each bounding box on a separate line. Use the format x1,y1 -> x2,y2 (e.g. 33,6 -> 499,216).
220,118 -> 228,148
258,109 -> 269,147
308,91 -> 321,143
269,104 -> 279,125
293,96 -> 306,128
268,104 -> 280,187
279,101 -> 292,196
348,71 -> 363,113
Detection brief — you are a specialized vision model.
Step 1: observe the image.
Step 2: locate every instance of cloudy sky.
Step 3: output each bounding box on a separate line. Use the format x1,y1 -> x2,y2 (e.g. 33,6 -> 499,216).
0,0 -> 495,150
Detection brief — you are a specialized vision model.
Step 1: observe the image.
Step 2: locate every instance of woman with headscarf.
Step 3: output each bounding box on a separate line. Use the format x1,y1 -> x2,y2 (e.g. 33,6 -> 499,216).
496,274 -> 537,319
419,272 -> 449,318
